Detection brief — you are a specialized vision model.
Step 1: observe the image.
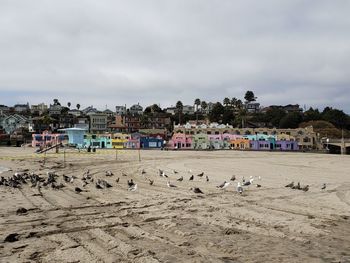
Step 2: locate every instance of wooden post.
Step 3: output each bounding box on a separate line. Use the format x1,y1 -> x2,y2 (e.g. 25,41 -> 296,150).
138,148 -> 141,162
63,148 -> 66,168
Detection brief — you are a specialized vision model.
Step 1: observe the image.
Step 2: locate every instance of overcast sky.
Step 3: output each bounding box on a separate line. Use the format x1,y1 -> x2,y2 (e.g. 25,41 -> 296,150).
0,0 -> 349,113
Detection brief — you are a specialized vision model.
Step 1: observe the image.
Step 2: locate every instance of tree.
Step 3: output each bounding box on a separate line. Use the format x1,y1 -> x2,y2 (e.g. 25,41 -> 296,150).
53,99 -> 61,106
244,91 -> 256,102
76,104 -> 80,110
201,101 -> 208,112
175,101 -> 183,124
322,107 -> 349,129
194,98 -> 201,124
209,102 -> 224,122
265,108 -> 287,127
279,112 -> 303,129
236,99 -> 243,109
231,97 -> 237,108
194,98 -> 201,112
223,97 -> 230,107
303,107 -> 321,122
144,104 -> 163,114
67,102 -> 71,109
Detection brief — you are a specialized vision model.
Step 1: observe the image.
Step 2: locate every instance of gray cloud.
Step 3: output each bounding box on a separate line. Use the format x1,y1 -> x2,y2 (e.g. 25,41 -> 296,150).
0,0 -> 349,113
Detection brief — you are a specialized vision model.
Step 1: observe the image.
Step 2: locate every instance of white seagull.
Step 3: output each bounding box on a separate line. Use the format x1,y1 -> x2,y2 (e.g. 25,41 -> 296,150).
237,182 -> 243,194
128,184 -> 138,191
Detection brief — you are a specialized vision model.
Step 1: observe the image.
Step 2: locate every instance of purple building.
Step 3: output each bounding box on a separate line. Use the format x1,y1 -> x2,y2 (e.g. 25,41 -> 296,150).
275,140 -> 299,151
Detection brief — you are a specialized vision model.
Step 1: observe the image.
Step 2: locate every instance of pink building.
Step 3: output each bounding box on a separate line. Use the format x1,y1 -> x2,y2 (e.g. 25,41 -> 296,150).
32,131 -> 66,147
168,133 -> 192,149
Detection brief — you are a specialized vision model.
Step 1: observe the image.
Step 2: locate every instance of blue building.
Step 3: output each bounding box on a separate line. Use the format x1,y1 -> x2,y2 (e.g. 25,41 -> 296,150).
58,128 -> 87,147
140,137 -> 164,149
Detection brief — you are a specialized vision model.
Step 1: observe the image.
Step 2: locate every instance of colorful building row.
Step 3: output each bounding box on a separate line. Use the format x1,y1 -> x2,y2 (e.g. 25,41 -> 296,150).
168,133 -> 299,151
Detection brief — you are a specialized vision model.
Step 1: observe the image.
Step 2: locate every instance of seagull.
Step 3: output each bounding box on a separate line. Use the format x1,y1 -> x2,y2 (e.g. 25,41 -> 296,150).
230,175 -> 236,181
218,181 -> 230,191
148,179 -> 154,185
206,175 -> 209,182
106,170 -> 114,176
321,183 -> 326,190
190,187 -> 204,194
285,181 -> 294,188
243,177 -> 254,186
189,175 -> 194,181
127,179 -> 135,188
173,170 -> 178,174
128,184 -> 138,191
167,181 -> 177,188
302,185 -> 309,192
177,176 -> 183,182
196,172 -> 204,177
237,182 -> 243,194
63,174 -> 70,182
217,181 -> 230,190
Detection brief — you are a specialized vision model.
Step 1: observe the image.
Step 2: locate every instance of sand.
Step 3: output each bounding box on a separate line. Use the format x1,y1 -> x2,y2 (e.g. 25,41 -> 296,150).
0,147 -> 350,263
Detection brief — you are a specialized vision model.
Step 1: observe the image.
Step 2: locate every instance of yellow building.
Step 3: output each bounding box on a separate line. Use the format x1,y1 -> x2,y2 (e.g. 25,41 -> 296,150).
111,133 -> 131,149
230,138 -> 250,150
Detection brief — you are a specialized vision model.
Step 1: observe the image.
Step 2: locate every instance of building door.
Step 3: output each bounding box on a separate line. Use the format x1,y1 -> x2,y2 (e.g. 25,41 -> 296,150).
270,143 -> 273,150
101,141 -> 105,148
291,143 -> 294,150
177,142 -> 181,149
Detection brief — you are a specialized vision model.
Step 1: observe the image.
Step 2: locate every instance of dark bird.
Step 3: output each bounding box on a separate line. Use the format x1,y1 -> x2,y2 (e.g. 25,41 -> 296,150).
149,179 -> 154,185
141,169 -> 146,175
127,179 -> 135,188
197,172 -> 204,177
75,187 -> 83,193
321,183 -> 326,190
206,175 -> 209,182
116,177 -> 120,183
285,181 -> 294,188
177,176 -> 183,182
230,175 -> 236,181
95,183 -> 103,189
189,175 -> 194,181
190,187 -> 204,194
302,185 -> 309,192
292,182 -> 301,190
256,184 -> 262,188
173,170 -> 178,174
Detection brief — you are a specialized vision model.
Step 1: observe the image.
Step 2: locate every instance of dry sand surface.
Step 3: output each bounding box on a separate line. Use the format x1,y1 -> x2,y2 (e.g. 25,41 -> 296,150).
0,147 -> 350,263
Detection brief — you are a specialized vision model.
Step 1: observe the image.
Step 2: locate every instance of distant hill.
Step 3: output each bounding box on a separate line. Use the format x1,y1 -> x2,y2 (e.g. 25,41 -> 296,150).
299,120 -> 350,139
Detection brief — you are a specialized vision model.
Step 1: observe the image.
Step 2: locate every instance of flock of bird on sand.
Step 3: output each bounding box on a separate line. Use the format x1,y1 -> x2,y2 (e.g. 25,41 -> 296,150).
0,167 -> 327,196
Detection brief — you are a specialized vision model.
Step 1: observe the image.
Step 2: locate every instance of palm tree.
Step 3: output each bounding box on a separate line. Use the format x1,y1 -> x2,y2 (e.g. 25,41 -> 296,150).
223,97 -> 230,107
201,101 -> 208,114
76,104 -> 80,110
231,97 -> 237,108
175,101 -> 183,124
67,102 -> 71,109
194,98 -> 201,112
194,98 -> 201,124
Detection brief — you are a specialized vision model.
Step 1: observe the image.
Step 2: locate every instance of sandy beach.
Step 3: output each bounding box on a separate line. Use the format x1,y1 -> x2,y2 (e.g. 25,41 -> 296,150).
0,147 -> 349,263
